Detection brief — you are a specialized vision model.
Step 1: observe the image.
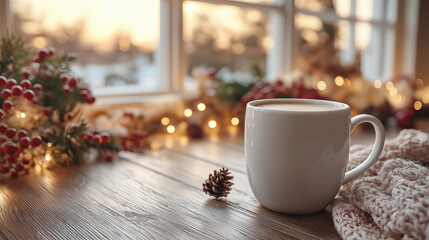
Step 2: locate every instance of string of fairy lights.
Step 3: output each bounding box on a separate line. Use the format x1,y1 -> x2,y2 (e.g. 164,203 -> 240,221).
315,76 -> 428,111
159,101 -> 240,136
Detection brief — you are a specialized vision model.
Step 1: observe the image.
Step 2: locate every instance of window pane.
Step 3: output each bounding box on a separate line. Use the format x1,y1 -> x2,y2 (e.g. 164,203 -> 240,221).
11,0 -> 161,95
295,0 -> 335,12
183,1 -> 270,85
295,1 -> 397,81
232,0 -> 281,3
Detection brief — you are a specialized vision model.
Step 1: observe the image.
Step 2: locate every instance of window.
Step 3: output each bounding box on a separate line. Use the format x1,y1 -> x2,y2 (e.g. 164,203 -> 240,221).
10,0 -> 162,96
1,0 -> 417,99
294,0 -> 398,81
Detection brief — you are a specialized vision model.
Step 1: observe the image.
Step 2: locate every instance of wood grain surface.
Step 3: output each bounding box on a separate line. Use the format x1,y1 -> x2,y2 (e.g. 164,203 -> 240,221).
0,134 -> 342,240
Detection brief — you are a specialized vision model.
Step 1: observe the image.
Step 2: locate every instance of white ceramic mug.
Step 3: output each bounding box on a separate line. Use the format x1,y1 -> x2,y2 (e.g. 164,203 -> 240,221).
245,99 -> 385,214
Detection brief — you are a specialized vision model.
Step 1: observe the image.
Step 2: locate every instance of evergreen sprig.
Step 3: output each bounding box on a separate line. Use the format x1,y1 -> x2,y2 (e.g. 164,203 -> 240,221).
0,33 -> 30,77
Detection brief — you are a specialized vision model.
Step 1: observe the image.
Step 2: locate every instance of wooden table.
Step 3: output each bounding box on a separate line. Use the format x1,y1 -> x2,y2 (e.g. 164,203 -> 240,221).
2,130 -> 388,239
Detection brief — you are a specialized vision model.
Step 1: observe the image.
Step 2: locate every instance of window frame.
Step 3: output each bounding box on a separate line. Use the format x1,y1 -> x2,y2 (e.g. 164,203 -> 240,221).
0,0 -> 420,101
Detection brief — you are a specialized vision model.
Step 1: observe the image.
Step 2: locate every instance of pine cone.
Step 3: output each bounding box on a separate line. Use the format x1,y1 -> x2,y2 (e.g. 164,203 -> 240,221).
202,168 -> 234,199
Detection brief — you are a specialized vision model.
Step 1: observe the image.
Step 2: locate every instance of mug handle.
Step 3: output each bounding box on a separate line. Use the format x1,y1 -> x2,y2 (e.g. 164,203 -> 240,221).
342,114 -> 385,185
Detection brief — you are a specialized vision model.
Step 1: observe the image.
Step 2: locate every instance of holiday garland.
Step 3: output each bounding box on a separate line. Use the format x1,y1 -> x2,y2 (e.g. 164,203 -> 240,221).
0,34 -> 119,178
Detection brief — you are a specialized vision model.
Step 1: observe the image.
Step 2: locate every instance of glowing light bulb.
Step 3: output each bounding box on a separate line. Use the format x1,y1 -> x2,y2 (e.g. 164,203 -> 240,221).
197,103 -> 206,111
166,125 -> 175,133
317,81 -> 326,91
416,78 -> 424,88
389,88 -> 397,96
161,117 -> 170,125
414,101 -> 422,110
45,154 -> 52,161
423,95 -> 429,104
16,112 -> 26,118
208,120 -> 217,128
184,109 -> 192,117
335,76 -> 344,86
231,117 -> 239,126
374,80 -> 382,88
344,78 -> 351,87
386,81 -> 393,90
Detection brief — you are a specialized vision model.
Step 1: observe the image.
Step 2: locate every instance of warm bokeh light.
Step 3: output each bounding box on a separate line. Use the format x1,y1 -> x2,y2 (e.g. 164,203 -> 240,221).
17,112 -> 26,118
184,109 -> 193,117
45,154 -> 52,162
335,76 -> 344,86
166,125 -> 175,133
414,101 -> 422,110
317,81 -> 326,91
197,103 -> 206,111
423,95 -> 429,104
374,80 -> 382,88
386,82 -> 393,90
344,78 -> 351,87
416,79 -> 424,88
32,36 -> 48,48
161,117 -> 170,126
231,117 -> 239,126
208,120 -> 217,128
389,88 -> 397,96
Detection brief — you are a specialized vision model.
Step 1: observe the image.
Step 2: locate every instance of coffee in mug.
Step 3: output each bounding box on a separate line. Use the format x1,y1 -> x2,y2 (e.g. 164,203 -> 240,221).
245,99 -> 385,214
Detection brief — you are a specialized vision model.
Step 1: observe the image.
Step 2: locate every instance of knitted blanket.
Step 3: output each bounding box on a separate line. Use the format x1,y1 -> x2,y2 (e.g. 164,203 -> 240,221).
331,129 -> 429,240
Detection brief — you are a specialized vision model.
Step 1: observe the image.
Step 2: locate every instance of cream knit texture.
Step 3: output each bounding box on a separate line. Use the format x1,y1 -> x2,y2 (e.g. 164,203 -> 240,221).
331,129 -> 429,240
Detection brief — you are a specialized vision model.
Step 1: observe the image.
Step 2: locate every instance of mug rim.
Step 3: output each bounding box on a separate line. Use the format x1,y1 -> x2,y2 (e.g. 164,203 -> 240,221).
247,98 -> 351,113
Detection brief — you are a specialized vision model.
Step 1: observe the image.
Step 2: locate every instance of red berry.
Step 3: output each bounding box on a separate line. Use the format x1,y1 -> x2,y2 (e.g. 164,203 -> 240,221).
6,78 -> 17,89
63,85 -> 71,94
33,84 -> 43,92
2,100 -> 13,111
63,112 -> 73,121
1,89 -> 12,99
69,123 -> 78,131
19,137 -> 30,149
0,165 -> 9,173
33,56 -> 40,63
17,130 -> 27,138
67,77 -> 77,88
0,136 -> 7,143
6,128 -> 16,138
80,133 -> 93,143
396,108 -> 415,128
0,76 -> 6,87
22,89 -> 35,101
92,129 -> 100,135
38,48 -> 48,58
101,134 -> 110,145
80,90 -> 89,99
60,74 -> 68,83
0,124 -> 7,133
11,170 -> 18,178
20,80 -> 32,90
86,95 -> 95,104
11,85 -> 23,97
93,134 -> 101,144
41,109 -> 50,116
22,158 -> 30,165
105,152 -> 113,162
21,70 -> 31,79
3,141 -> 19,155
47,47 -> 55,56
30,136 -> 43,147
15,163 -> 24,172
0,109 -> 4,119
